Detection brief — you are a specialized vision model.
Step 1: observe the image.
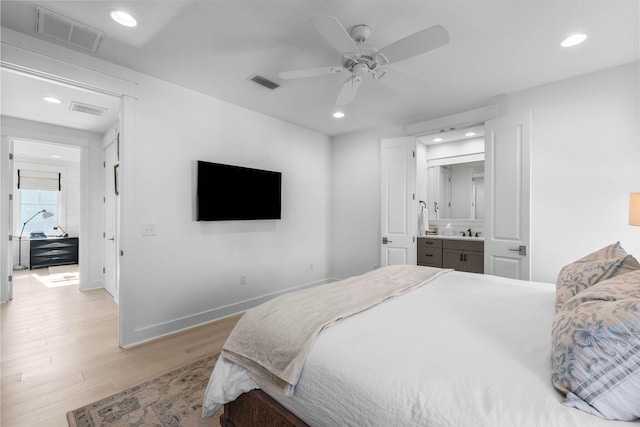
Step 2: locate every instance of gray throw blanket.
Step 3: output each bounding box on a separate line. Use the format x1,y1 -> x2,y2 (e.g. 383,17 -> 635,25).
222,264 -> 450,395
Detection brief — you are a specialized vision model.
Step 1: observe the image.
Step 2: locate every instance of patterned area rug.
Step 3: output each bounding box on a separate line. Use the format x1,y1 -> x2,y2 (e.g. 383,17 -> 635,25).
67,354 -> 221,427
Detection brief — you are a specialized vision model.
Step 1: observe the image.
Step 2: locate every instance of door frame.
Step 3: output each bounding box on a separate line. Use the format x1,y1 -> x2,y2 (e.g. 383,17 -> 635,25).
404,106 -> 531,278
1,123 -> 91,293
103,133 -> 119,302
0,137 -> 14,301
1,44 -> 136,347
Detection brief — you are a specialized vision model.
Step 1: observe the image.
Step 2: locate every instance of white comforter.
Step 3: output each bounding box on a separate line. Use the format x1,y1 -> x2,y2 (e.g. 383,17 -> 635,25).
204,271 -> 638,426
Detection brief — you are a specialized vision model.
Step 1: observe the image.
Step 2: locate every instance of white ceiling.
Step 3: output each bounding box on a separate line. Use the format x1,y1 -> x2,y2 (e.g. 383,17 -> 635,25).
1,69 -> 120,134
1,0 -> 638,136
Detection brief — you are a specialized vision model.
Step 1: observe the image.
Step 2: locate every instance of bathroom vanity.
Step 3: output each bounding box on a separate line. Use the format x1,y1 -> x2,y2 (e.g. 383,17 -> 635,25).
417,236 -> 484,273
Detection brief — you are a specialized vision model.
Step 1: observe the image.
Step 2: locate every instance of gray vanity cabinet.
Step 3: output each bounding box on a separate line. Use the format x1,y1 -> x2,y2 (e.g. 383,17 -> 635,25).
417,238 -> 443,268
442,239 -> 484,273
418,237 -> 484,273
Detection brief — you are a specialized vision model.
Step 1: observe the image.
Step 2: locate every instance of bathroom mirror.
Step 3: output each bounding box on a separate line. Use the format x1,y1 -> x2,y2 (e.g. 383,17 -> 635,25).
427,161 -> 484,220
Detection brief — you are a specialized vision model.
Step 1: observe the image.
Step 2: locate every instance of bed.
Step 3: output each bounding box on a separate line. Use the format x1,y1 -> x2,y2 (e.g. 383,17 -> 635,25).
203,261 -> 640,426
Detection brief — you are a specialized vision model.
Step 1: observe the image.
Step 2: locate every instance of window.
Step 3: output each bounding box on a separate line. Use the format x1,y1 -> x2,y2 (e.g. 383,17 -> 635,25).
19,190 -> 58,236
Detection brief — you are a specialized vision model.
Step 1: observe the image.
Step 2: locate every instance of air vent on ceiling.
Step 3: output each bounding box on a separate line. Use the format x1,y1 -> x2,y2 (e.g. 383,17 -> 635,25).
249,74 -> 280,90
36,7 -> 104,52
70,101 -> 108,116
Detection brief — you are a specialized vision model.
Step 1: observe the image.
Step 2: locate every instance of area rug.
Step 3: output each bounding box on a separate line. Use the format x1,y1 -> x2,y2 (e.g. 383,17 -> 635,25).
67,353 -> 221,427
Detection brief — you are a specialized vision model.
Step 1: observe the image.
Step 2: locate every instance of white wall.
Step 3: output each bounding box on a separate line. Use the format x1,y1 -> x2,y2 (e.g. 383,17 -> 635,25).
503,61 -> 640,282
330,62 -> 640,282
118,72 -> 332,345
330,125 -> 405,279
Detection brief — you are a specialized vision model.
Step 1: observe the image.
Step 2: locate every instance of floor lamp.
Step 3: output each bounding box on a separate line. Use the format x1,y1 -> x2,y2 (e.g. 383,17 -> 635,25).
15,209 -> 54,270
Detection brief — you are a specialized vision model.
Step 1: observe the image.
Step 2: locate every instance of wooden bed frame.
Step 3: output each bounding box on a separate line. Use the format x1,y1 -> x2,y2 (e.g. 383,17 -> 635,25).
220,390 -> 310,427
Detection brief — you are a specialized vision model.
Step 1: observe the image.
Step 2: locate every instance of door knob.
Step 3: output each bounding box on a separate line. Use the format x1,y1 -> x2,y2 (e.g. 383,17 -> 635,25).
382,237 -> 393,244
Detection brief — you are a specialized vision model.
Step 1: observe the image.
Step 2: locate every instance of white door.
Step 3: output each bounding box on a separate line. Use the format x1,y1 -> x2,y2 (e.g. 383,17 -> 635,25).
381,137 -> 417,266
104,140 -> 118,300
484,111 -> 531,280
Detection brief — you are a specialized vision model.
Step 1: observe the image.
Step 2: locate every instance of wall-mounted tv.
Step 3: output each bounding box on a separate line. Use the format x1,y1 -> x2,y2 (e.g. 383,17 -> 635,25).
197,161 -> 282,221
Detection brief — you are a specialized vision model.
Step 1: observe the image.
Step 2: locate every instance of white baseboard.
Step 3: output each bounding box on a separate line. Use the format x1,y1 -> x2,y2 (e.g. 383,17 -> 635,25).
122,277 -> 336,349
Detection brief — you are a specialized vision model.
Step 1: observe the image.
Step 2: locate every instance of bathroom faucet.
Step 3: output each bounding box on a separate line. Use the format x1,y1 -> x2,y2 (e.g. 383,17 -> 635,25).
467,228 -> 472,237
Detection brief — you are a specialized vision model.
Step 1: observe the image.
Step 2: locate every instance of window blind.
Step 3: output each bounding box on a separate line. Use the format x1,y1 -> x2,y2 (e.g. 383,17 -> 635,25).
17,170 -> 61,191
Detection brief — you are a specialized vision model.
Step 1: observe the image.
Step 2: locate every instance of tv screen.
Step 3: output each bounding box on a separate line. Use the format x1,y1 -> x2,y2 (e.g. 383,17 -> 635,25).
197,161 -> 282,221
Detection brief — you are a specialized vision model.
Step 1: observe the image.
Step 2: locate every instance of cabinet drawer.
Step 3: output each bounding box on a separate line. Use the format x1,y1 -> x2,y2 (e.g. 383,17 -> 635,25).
418,247 -> 443,267
29,237 -> 79,269
417,238 -> 442,249
32,247 -> 77,259
30,240 -> 76,250
442,239 -> 484,252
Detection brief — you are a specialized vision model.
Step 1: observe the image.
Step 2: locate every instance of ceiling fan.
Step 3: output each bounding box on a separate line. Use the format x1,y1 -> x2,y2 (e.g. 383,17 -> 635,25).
278,16 -> 450,106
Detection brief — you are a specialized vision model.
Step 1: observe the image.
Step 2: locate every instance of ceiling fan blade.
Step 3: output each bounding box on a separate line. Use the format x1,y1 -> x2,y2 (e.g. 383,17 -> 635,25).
376,25 -> 449,65
336,75 -> 362,106
312,16 -> 360,55
279,66 -> 343,79
375,67 -> 428,94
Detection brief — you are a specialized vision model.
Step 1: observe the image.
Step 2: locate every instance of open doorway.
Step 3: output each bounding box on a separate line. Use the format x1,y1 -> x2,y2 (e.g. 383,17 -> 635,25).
1,66 -> 121,303
12,140 -> 81,272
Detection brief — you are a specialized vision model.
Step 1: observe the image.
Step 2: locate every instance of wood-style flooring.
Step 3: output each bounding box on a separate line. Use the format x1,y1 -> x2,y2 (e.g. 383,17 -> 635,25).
1,265 -> 241,427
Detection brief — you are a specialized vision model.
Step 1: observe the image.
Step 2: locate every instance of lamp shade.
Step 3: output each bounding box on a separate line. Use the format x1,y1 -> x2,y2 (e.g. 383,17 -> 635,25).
630,193 -> 640,226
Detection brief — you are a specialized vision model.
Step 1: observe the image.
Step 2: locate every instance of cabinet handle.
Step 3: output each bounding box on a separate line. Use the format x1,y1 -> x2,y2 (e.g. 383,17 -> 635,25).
424,254 -> 433,257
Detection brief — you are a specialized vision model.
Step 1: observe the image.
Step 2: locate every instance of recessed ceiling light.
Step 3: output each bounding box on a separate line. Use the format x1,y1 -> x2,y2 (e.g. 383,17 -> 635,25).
433,137 -> 444,143
561,33 -> 587,47
111,10 -> 137,27
333,111 -> 345,118
465,132 -> 476,137
43,97 -> 62,104
51,155 -> 61,159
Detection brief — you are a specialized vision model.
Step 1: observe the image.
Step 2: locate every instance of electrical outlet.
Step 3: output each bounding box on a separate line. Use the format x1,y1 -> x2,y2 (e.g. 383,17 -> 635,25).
142,223 -> 156,236
240,274 -> 247,286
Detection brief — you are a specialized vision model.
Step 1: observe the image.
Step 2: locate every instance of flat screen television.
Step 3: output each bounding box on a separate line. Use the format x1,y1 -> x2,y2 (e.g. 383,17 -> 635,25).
197,160 -> 282,221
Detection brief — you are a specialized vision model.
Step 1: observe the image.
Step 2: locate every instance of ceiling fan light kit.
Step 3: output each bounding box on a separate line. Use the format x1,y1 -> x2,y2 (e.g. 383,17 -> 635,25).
349,24 -> 371,43
279,16 -> 450,106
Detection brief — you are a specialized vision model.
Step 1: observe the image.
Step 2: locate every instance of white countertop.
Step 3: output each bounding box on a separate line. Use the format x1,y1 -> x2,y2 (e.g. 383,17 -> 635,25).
420,235 -> 484,241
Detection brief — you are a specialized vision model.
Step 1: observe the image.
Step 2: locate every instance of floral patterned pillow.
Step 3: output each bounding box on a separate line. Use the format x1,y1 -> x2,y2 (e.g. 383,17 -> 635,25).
574,241 -> 627,262
551,270 -> 640,420
555,243 -> 640,311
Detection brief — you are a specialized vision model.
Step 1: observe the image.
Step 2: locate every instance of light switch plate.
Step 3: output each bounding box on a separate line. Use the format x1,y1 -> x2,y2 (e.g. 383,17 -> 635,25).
142,223 -> 156,236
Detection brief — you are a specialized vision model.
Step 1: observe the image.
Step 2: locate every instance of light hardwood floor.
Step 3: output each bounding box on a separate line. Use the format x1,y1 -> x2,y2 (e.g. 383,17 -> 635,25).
1,265 -> 241,427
